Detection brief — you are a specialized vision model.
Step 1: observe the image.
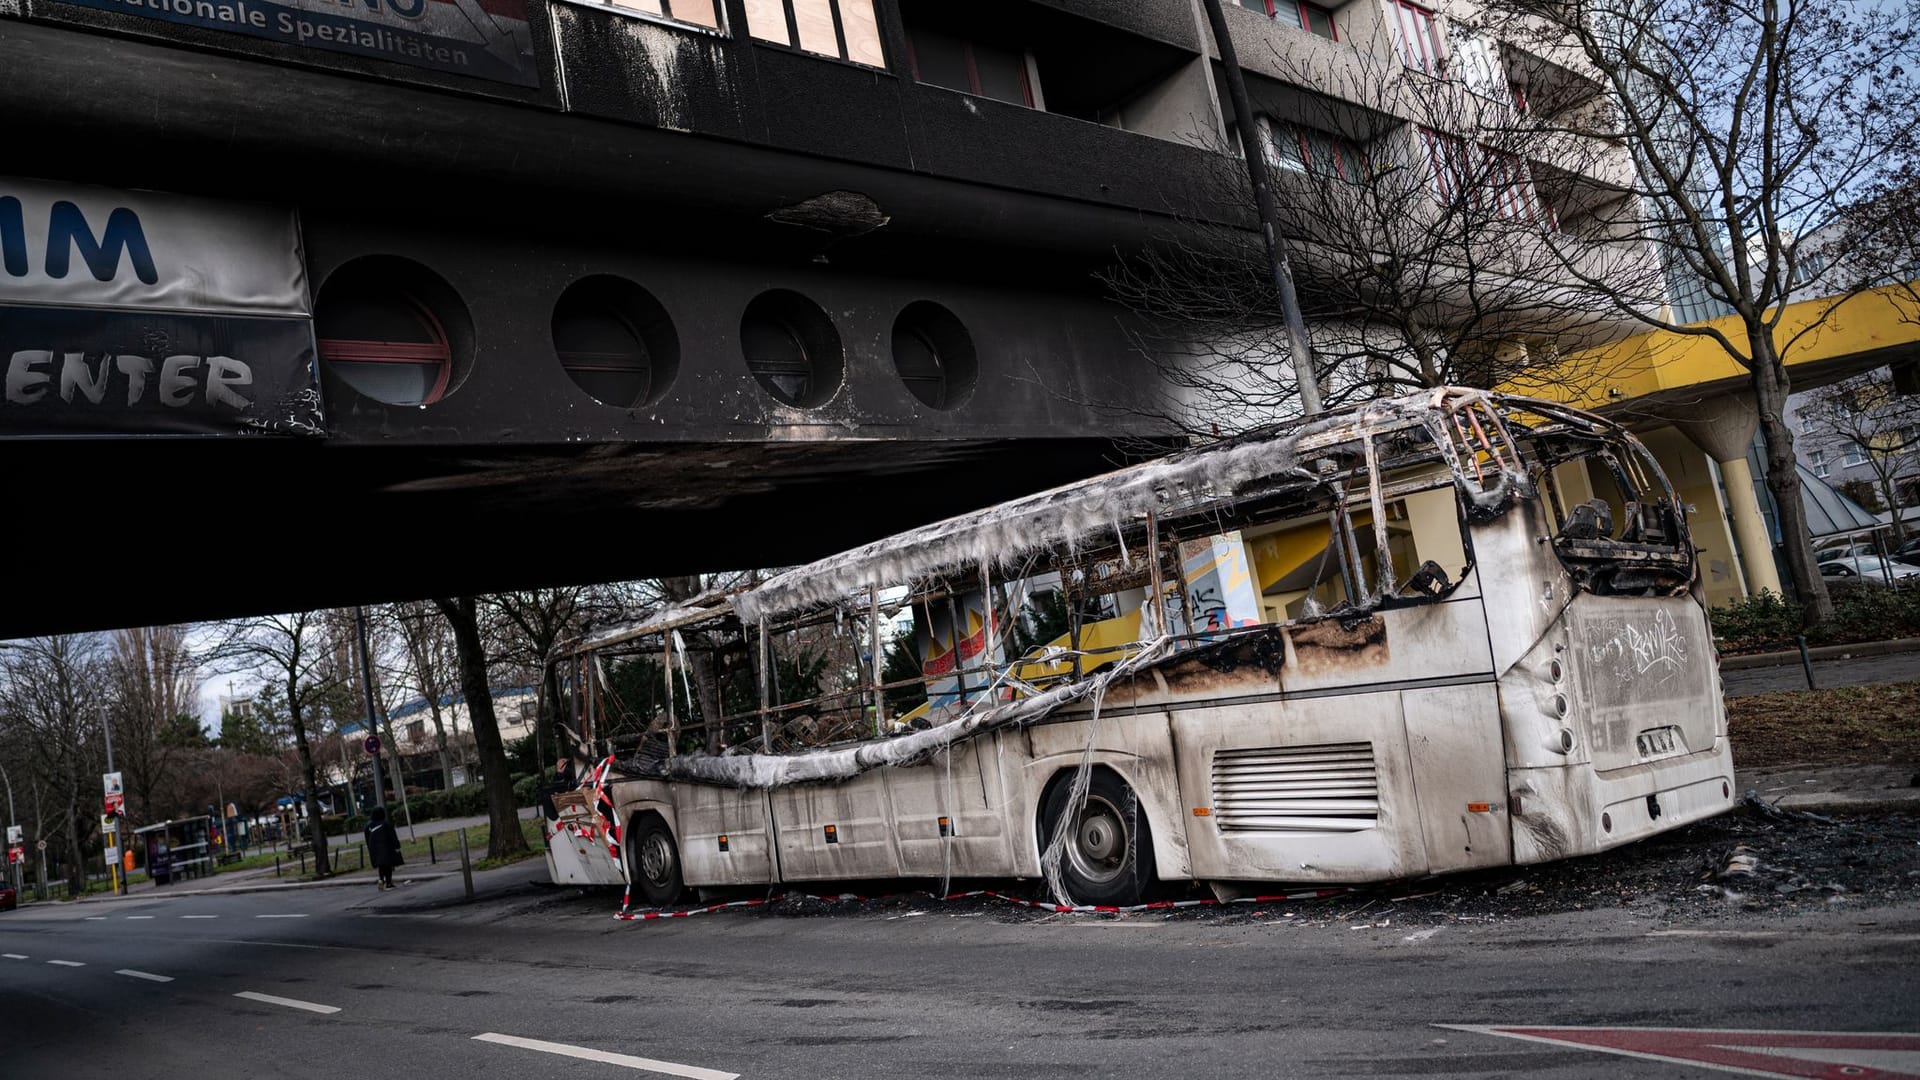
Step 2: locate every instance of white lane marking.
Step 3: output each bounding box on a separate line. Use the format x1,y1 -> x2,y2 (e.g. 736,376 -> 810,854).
116,969 -> 174,983
47,960 -> 85,967
234,991 -> 340,1014
181,915 -> 217,919
473,1033 -> 738,1080
126,915 -> 155,920
254,914 -> 308,919
83,916 -> 107,921
3,953 -> 28,960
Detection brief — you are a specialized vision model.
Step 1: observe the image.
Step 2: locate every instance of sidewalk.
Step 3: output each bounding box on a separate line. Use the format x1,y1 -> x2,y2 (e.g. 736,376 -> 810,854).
1720,639 -> 1920,696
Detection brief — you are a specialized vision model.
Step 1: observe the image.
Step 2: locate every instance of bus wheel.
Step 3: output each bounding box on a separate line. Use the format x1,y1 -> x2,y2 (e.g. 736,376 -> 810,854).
1041,768 -> 1156,907
630,814 -> 684,907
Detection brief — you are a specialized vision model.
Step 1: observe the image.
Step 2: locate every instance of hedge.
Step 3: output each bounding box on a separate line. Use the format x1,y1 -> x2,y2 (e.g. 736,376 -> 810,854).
1711,580 -> 1920,651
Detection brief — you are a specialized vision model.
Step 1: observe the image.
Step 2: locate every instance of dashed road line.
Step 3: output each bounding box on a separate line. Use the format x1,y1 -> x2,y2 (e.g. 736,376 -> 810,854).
47,960 -> 85,967
3,953 -> 28,960
234,991 -> 340,1014
116,969 -> 174,983
181,915 -> 217,919
473,1033 -> 738,1080
83,916 -> 107,921
255,914 -> 308,919
126,915 -> 155,920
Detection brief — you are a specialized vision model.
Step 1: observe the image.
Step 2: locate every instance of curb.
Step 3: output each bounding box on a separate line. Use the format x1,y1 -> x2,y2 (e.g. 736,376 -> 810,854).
1773,790 -> 1920,815
1718,637 -> 1920,670
69,871 -> 458,903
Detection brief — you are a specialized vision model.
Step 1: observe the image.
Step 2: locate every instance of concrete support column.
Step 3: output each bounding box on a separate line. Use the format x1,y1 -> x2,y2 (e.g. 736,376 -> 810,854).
1715,455 -> 1784,596
1664,392 -> 1784,598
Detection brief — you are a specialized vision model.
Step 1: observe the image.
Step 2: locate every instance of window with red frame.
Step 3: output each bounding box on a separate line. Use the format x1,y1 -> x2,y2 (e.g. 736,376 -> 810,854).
1393,0 -> 1443,74
1482,147 -> 1555,227
908,27 -> 1034,107
1419,127 -> 1468,203
1419,127 -> 1554,227
1237,0 -> 1338,41
1271,120 -> 1367,181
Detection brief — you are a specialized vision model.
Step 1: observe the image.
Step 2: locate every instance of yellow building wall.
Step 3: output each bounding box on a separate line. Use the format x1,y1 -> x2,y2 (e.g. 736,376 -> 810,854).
1637,426 -> 1746,609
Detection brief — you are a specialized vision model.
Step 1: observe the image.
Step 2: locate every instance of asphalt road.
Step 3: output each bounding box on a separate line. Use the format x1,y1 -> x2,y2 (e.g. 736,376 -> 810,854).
3,865 -> 1917,1079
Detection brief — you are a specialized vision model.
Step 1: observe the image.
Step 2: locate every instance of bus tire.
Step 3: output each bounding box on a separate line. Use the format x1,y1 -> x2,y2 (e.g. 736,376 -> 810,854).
1040,767 -> 1156,908
629,813 -> 684,907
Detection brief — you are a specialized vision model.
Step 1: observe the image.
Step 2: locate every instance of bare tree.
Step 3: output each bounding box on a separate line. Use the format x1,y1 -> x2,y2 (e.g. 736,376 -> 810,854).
1798,370 -> 1920,540
432,597 -> 530,861
1489,0 -> 1920,620
1103,40 -> 1657,432
107,626 -> 200,825
208,612 -> 340,876
485,585 -> 645,769
384,600 -> 462,790
0,636 -> 110,895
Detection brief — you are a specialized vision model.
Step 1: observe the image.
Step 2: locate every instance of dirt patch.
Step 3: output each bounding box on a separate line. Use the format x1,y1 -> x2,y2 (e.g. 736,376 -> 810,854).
1728,681 -> 1920,767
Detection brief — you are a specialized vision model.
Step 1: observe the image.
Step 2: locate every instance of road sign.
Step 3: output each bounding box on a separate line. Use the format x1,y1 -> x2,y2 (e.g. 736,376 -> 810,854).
1445,1025 -> 1920,1078
36,839 -> 47,851
363,733 -> 382,755
103,771 -> 125,816
5,825 -> 20,845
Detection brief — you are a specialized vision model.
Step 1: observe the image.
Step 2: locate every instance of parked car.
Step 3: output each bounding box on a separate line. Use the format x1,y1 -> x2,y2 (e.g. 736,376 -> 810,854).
1897,535 -> 1920,563
1820,555 -> 1920,584
1816,540 -> 1885,561
0,883 -> 16,911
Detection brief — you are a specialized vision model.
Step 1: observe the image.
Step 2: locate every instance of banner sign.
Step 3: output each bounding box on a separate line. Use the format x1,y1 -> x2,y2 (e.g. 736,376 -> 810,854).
1,177 -> 324,437
103,772 -> 126,817
50,0 -> 539,87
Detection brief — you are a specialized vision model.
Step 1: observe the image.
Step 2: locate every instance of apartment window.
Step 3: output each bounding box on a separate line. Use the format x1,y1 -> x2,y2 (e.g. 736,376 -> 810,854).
1418,127 -> 1551,227
746,0 -> 885,67
1811,449 -> 1829,478
1843,442 -> 1868,467
1419,127 -> 1468,203
1799,414 -> 1814,434
908,28 -> 1034,107
1270,120 -> 1367,181
1393,0 -> 1443,75
1446,26 -> 1508,101
596,0 -> 721,30
1239,0 -> 1337,41
1483,147 -> 1553,227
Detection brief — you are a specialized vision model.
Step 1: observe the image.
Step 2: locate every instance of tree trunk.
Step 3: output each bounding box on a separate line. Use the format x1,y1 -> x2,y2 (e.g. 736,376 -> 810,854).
434,597 -> 530,861
287,672 -> 330,877
1750,346 -> 1835,624
62,783 -> 83,897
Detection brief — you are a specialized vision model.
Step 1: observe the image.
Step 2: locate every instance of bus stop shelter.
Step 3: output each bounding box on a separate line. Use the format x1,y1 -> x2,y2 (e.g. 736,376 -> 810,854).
135,817 -> 215,885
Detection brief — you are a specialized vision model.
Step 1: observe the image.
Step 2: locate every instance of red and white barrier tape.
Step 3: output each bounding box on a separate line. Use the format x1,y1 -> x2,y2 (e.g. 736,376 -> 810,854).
615,886 -> 1348,922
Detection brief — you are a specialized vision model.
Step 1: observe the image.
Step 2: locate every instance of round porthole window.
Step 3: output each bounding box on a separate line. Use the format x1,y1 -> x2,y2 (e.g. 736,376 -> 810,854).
551,276 -> 679,408
315,256 -> 472,407
739,290 -> 843,409
890,301 -> 976,410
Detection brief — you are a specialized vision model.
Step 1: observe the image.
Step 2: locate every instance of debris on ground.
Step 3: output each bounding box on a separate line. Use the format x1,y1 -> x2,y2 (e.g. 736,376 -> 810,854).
522,801 -> 1920,932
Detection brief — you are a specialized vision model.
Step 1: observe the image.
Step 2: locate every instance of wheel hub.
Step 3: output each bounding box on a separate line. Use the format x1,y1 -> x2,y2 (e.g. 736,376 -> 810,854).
1067,795 -> 1128,885
640,832 -> 674,887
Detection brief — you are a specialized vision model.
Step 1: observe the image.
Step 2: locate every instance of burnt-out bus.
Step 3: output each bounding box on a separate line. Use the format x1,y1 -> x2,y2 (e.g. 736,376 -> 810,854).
544,388 -> 1734,908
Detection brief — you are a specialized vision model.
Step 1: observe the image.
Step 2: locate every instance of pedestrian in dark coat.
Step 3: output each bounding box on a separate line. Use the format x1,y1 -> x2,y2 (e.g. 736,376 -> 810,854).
364,806 -> 404,890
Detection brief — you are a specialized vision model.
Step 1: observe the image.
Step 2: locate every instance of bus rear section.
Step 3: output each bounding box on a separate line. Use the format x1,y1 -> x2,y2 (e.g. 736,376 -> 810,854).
1481,423 -> 1737,867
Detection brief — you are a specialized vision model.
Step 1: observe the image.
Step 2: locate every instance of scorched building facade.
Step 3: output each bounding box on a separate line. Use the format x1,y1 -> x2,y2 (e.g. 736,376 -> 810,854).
0,0 -> 1647,634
